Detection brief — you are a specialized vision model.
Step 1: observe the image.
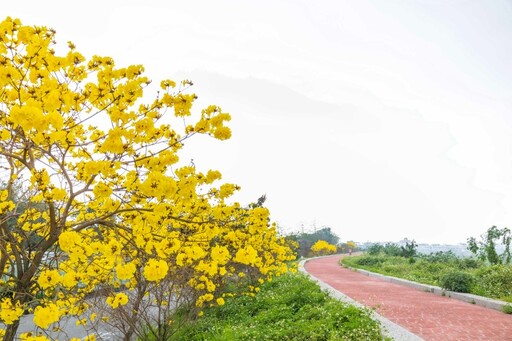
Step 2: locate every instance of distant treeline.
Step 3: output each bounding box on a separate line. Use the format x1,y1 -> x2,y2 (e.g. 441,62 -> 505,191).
285,227 -> 354,257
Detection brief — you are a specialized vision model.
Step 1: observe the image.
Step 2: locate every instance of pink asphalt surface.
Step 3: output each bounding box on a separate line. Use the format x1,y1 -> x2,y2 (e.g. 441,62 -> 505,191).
304,254 -> 512,341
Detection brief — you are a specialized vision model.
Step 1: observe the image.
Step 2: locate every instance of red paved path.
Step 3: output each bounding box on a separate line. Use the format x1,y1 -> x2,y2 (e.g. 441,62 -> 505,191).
304,254 -> 512,341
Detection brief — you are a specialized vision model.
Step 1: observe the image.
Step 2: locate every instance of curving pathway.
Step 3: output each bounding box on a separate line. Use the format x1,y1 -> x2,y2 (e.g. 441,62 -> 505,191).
304,254 -> 512,341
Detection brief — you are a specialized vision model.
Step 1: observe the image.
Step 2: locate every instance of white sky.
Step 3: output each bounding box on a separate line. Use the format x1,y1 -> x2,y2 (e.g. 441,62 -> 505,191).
3,0 -> 512,244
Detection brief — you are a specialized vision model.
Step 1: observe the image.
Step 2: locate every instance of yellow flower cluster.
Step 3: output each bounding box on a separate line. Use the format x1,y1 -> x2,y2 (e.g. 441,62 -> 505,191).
20,335 -> 53,341
143,259 -> 169,282
0,16 -> 296,339
0,298 -> 24,325
311,240 -> 338,255
106,293 -> 129,309
33,303 -> 62,329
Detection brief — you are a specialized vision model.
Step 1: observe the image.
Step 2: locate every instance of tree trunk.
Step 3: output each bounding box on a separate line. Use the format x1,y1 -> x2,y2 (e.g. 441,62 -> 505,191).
4,319 -> 20,341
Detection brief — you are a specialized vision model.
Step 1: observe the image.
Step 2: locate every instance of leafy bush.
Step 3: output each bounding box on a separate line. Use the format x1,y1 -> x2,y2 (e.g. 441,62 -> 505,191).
400,240 -> 418,258
382,243 -> 403,256
172,272 -> 383,341
457,258 -> 483,269
366,241 -> 416,258
366,244 -> 384,256
355,256 -> 384,267
291,227 -> 340,257
503,304 -> 512,314
467,226 -> 511,265
422,251 -> 459,264
475,265 -> 512,299
439,271 -> 474,293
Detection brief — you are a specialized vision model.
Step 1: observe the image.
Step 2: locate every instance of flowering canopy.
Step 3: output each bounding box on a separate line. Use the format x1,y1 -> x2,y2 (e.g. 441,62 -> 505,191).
0,17 -> 295,340
311,240 -> 337,255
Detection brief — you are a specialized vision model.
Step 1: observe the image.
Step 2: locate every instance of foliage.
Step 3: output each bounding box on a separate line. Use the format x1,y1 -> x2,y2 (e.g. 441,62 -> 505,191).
473,265 -> 512,299
343,255 -> 432,283
355,257 -> 384,267
503,304 -> 512,314
0,17 -> 295,340
171,272 -> 383,341
422,250 -> 459,263
381,243 -> 402,256
467,226 -> 511,265
458,258 -> 482,269
343,254 -> 512,301
283,236 -> 300,260
400,240 -> 417,258
290,227 -> 340,257
311,240 -> 337,256
312,227 -> 340,246
338,241 -> 357,254
364,241 -> 416,258
365,243 -> 384,256
346,241 -> 356,251
439,271 -> 474,293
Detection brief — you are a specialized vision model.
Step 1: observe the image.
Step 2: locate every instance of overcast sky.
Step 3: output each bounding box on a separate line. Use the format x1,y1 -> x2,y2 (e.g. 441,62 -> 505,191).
4,0 -> 512,244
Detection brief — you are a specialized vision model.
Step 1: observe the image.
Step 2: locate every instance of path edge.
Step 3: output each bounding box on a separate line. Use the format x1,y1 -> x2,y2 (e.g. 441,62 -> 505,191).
299,257 -> 424,341
341,264 -> 509,312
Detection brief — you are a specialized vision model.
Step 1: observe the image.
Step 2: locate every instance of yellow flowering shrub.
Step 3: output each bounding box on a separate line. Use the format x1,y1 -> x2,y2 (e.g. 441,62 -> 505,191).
311,240 -> 338,255
0,16 -> 295,340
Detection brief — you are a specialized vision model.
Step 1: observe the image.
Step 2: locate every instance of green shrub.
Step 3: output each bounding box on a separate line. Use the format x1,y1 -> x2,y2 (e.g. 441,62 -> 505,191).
439,271 -> 474,293
457,258 -> 482,269
382,243 -> 402,256
422,251 -> 459,264
475,265 -> 512,299
366,243 -> 384,256
503,304 -> 512,314
365,243 -> 405,256
400,240 -> 418,258
355,256 -> 383,267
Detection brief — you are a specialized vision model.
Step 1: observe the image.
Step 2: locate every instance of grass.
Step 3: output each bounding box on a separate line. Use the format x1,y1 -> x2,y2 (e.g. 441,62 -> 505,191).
170,271 -> 384,341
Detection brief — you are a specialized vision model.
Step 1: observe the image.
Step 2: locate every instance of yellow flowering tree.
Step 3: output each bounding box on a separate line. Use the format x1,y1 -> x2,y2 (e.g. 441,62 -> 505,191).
88,201 -> 295,340
311,240 -> 337,256
0,17 -> 295,340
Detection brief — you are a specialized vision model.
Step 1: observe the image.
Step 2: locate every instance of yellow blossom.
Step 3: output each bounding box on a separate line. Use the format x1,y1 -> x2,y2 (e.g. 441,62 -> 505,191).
106,292 -> 129,309
115,262 -> 136,281
37,269 -> 61,289
143,259 -> 169,282
20,334 -> 51,341
0,298 -> 24,325
0,16 -> 296,338
234,245 -> 258,266
33,303 -> 61,329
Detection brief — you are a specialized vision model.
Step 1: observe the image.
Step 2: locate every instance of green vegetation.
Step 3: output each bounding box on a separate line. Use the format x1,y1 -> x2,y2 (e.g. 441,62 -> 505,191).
503,304 -> 512,314
439,271 -> 474,293
286,227 -> 341,258
365,240 -> 418,258
167,272 -> 383,341
467,226 -> 511,265
342,250 -> 512,302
